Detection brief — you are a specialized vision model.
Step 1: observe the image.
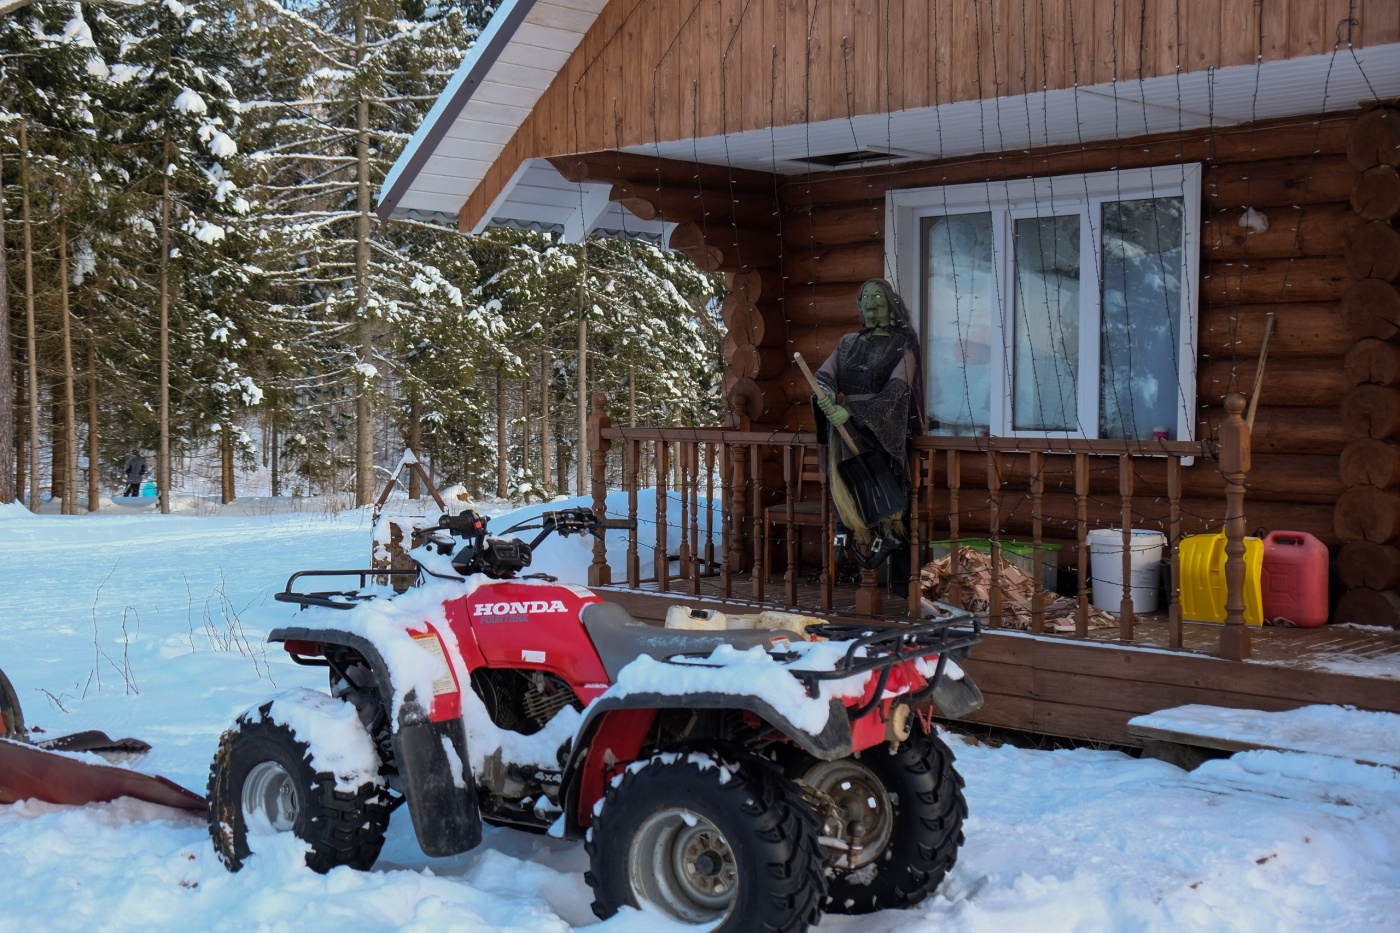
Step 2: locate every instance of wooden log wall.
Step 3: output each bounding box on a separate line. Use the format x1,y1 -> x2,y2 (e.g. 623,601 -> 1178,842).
776,113 -> 1361,586
1336,104 -> 1400,630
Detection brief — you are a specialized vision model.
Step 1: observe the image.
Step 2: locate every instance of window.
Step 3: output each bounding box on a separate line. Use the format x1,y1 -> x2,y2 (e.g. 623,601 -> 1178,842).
886,165 -> 1200,441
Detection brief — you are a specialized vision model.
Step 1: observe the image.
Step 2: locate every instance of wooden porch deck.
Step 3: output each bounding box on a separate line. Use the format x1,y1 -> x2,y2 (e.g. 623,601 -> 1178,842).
596,573 -> 1400,747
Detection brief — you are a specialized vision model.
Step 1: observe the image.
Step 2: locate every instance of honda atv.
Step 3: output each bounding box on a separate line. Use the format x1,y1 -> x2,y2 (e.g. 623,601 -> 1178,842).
206,508 -> 982,931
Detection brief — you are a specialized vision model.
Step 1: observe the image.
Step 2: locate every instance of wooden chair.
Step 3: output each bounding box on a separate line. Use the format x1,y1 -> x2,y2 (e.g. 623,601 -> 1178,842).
761,446 -> 828,584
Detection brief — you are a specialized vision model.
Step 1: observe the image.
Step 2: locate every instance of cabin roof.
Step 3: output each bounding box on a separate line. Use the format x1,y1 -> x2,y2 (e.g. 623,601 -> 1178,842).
380,0 -> 1400,238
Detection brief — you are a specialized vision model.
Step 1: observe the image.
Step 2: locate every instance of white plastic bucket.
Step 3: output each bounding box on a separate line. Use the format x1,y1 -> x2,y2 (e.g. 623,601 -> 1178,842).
1087,528 -> 1167,614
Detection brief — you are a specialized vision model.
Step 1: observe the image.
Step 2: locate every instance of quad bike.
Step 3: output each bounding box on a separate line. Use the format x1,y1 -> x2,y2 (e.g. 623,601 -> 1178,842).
206,507 -> 983,931
0,667 -> 205,811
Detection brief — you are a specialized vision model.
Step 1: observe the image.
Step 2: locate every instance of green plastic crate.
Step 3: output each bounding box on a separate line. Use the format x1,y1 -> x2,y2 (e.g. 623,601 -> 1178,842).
929,537 -> 1061,593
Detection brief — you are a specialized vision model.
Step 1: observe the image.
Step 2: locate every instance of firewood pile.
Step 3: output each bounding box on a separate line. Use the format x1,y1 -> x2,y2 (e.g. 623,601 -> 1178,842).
919,546 -> 1117,633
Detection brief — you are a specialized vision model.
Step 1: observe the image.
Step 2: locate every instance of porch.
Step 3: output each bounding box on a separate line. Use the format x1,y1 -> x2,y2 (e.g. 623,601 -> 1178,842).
581,396 -> 1400,746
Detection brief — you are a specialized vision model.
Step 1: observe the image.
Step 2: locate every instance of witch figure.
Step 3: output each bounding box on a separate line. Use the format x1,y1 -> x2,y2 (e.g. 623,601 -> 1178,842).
812,278 -> 925,596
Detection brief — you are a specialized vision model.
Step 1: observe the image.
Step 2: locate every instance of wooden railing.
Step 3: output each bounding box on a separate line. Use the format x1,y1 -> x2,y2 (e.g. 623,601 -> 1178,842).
585,392 -> 1256,660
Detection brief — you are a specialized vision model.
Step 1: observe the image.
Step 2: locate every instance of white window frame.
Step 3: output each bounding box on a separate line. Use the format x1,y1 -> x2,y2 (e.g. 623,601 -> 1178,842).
885,164 -> 1202,442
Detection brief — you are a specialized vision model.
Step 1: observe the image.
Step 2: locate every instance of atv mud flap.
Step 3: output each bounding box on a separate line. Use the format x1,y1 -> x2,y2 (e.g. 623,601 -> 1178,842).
393,710 -> 482,857
0,737 -> 206,811
931,673 -> 985,720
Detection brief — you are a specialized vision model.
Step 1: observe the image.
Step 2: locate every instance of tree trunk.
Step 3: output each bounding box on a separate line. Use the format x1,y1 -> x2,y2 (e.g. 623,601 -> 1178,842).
58,220 -> 77,514
407,386 -> 421,500
576,243 -> 589,497
270,409 -> 280,497
496,369 -> 508,497
159,140 -> 172,514
522,374 -> 532,481
0,150 -> 12,505
221,423 -> 235,503
353,2 -> 374,506
540,349 -> 551,492
86,328 -> 98,511
50,375 -> 70,506
20,119 -> 40,512
629,363 -> 637,426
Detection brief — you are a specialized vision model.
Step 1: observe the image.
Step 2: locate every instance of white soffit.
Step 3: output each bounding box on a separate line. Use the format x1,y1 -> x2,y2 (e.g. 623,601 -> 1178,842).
376,0 -> 609,224
619,44 -> 1400,175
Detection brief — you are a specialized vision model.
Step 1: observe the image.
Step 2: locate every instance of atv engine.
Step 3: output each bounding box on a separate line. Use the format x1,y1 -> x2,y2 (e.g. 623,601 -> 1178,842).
471,668 -> 581,735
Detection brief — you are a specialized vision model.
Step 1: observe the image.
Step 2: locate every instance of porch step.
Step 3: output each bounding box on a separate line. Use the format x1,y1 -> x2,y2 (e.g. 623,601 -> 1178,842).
1128,703 -> 1400,770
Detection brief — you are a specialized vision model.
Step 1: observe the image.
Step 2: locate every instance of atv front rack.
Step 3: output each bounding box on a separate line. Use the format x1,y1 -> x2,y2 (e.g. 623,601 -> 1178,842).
273,569 -> 419,610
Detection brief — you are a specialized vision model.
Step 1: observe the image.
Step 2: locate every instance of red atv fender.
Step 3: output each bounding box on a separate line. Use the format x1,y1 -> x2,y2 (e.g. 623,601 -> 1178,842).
270,625 -> 483,858
554,692 -> 854,840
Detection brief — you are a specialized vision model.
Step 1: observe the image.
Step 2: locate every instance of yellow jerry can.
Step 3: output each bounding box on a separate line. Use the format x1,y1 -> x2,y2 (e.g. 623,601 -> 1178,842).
1177,532 -> 1264,627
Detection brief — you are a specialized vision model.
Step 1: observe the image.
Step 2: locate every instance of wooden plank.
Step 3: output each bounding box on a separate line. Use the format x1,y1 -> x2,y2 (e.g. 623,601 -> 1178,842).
782,0 -> 809,127
1031,668 -> 1302,717
958,657 -> 1035,697
1031,698 -> 1139,745
956,694 -> 1036,731
1031,639 -> 1400,712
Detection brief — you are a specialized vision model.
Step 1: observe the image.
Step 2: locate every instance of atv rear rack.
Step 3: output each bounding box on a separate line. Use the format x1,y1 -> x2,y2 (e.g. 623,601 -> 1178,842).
663,606 -> 982,702
273,569 -> 420,610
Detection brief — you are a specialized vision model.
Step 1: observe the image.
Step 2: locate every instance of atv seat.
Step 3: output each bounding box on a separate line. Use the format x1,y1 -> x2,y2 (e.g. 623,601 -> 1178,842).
581,602 -> 805,681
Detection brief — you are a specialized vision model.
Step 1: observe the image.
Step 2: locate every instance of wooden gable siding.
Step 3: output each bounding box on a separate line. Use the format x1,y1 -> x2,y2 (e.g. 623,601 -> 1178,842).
461,0 -> 1399,231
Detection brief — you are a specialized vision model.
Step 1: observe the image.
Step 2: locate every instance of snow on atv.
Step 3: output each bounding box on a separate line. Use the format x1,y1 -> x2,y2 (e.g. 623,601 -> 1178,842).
206,507 -> 983,931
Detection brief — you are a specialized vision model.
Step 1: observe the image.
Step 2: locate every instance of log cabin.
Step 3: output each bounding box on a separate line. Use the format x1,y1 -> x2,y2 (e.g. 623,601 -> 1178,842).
381,0 -> 1400,745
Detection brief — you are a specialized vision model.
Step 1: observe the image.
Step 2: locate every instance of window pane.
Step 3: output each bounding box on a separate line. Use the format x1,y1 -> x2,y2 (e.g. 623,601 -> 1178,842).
1012,215 -> 1080,431
1099,197 -> 1184,440
923,213 -> 993,435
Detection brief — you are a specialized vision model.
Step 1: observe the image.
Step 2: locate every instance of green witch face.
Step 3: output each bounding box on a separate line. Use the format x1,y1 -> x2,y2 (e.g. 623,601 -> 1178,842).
859,281 -> 891,330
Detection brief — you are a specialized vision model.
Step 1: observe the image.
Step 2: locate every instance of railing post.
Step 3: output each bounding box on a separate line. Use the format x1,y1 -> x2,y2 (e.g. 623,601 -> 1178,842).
1219,393 -> 1252,661
907,449 -> 923,619
1167,455 -> 1183,651
988,451 -> 1003,629
626,438 -> 640,588
1029,451 -> 1045,634
655,440 -> 670,592
1074,453 -> 1090,638
587,392 -> 612,587
1118,454 -> 1135,640
728,442 -> 749,576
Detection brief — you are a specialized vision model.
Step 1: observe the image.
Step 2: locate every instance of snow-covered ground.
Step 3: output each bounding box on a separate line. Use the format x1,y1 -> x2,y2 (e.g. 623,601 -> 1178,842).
1,499 -> 1398,932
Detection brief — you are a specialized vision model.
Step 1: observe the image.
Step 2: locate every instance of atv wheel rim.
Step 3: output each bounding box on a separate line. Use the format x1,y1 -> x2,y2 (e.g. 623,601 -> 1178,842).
800,759 -> 893,869
629,809 -> 737,923
242,760 -> 300,834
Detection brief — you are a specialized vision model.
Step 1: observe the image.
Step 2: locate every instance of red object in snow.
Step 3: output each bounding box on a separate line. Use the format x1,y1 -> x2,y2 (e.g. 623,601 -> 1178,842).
1261,531 -> 1329,627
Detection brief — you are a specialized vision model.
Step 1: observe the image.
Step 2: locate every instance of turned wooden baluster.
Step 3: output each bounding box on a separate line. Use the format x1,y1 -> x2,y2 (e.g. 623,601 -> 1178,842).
751,443 -> 766,601
626,438 -> 640,588
1030,451 -> 1045,635
1219,393 -> 1252,661
924,447 -> 937,607
784,443 -> 798,607
819,448 -> 833,612
1075,452 -> 1090,638
655,440 -> 670,592
721,443 -> 736,599
907,449 -> 923,619
587,393 -> 612,587
988,451 -> 1004,629
727,442 -> 749,598
947,450 -> 962,609
689,441 -> 701,596
1119,454 -> 1135,640
704,443 -> 715,577
678,441 -> 692,587
1167,454 -> 1183,651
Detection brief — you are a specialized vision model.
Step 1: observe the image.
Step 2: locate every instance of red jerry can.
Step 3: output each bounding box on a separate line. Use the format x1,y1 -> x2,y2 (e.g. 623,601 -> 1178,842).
1261,531 -> 1329,627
